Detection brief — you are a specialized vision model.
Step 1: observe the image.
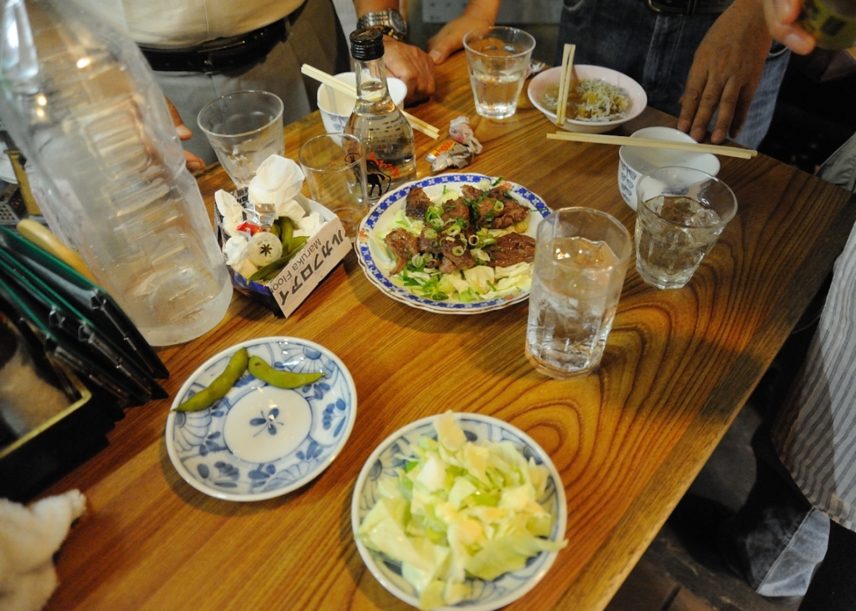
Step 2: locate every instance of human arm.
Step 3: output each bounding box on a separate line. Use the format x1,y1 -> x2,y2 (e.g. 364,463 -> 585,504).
763,0 -> 816,54
354,0 -> 436,101
677,0 -> 772,144
427,0 -> 500,64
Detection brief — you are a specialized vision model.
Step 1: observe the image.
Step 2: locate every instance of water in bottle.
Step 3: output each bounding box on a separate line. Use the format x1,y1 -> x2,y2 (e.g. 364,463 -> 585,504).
0,0 -> 232,345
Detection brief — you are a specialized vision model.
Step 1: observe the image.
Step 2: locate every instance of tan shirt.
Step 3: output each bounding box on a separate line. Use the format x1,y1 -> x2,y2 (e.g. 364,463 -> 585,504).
77,0 -> 306,48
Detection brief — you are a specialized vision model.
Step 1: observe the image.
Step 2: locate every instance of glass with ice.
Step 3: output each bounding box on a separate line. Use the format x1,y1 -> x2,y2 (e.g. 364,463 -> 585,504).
526,207 -> 632,378
463,26 -> 535,120
197,90 -> 284,191
635,167 -> 737,290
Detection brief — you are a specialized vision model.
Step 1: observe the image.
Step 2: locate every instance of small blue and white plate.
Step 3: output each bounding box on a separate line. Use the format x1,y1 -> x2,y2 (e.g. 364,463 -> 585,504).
355,173 -> 551,314
351,412 -> 567,610
165,337 -> 356,502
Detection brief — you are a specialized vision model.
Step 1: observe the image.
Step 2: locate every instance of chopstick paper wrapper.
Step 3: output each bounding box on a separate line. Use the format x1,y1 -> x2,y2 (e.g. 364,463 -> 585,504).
301,64 -> 440,140
547,132 -> 758,159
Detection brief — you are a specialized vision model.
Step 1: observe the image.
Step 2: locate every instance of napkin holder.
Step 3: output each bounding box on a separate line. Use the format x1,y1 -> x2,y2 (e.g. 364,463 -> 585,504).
216,191 -> 351,318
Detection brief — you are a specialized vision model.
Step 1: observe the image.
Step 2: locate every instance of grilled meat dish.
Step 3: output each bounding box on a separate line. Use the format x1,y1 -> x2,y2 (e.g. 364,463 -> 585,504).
474,188 -> 530,229
439,236 -> 476,274
441,197 -> 471,228
486,233 -> 536,267
405,186 -> 432,219
383,180 -> 537,297
384,228 -> 419,274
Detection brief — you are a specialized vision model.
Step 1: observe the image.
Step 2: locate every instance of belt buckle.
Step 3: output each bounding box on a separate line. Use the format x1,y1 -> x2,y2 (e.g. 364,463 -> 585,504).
646,0 -> 698,15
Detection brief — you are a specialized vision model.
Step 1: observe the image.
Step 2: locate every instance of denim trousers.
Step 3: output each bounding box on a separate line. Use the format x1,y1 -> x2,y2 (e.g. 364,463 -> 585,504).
558,0 -> 790,148
728,421 -> 830,597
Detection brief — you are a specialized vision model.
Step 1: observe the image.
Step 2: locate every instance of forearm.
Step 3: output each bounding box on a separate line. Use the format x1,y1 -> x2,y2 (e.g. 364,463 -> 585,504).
461,0 -> 500,23
353,0 -> 400,17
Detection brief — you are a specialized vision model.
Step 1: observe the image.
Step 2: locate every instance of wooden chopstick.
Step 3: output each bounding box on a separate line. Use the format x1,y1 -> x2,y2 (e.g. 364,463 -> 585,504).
555,44 -> 576,127
301,64 -> 441,139
546,131 -> 758,159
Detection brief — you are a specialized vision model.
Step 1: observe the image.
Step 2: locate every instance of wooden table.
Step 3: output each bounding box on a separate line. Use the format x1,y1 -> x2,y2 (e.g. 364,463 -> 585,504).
46,52 -> 853,610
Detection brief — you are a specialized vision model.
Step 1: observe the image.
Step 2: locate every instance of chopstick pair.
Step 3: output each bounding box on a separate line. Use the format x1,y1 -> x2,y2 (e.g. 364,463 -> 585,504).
301,64 -> 441,139
555,44 -> 577,126
546,131 -> 758,159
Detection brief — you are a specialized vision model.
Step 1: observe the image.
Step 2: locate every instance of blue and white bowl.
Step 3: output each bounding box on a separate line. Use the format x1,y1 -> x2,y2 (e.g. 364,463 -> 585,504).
351,412 -> 567,610
166,337 -> 356,502
355,173 -> 551,314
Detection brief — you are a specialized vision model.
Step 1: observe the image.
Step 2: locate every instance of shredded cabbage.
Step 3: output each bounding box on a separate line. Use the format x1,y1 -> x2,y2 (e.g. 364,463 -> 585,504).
358,412 -> 567,609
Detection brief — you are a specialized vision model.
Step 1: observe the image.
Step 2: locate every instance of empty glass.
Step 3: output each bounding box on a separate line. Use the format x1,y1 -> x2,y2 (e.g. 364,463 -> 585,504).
298,133 -> 368,238
197,90 -> 284,188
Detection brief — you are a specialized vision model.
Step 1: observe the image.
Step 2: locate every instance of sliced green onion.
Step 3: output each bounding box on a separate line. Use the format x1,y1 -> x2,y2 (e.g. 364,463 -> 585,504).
423,227 -> 437,240
467,234 -> 479,246
445,225 -> 461,237
451,245 -> 465,257
410,253 -> 425,269
493,200 -> 505,212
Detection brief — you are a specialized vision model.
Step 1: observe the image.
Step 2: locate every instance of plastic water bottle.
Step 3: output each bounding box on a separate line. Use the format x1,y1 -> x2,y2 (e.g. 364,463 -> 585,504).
0,0 -> 232,346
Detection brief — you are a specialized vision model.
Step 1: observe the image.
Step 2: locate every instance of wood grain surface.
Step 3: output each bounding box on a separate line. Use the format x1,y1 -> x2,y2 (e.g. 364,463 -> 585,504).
44,52 -> 853,611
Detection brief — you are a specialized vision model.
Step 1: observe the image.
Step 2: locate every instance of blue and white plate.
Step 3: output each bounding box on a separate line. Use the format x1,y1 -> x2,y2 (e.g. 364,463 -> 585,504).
355,173 -> 551,314
351,412 -> 567,610
165,337 -> 356,502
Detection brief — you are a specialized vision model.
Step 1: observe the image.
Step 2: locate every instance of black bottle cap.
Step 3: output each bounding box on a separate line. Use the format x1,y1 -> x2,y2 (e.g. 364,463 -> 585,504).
349,28 -> 384,61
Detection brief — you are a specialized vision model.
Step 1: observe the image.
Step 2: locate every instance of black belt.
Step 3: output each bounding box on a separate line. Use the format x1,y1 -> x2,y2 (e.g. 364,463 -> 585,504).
646,0 -> 732,15
140,18 -> 289,73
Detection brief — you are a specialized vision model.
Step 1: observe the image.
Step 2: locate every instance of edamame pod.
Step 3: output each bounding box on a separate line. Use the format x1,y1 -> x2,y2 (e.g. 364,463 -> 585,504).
248,355 -> 323,388
174,347 -> 249,412
279,217 -> 294,251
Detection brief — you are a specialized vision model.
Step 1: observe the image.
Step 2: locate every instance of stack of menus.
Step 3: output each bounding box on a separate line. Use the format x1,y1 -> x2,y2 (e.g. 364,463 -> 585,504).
0,225 -> 168,406
0,226 -> 170,499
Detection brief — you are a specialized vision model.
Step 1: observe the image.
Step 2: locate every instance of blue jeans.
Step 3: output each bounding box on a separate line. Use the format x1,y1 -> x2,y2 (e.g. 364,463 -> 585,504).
726,422 -> 830,597
558,0 -> 790,148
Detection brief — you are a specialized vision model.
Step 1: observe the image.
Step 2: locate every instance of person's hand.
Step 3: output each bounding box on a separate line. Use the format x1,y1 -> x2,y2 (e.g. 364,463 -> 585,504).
763,0 -> 816,54
427,14 -> 492,64
427,0 -> 501,64
165,97 -> 206,173
382,37 -> 437,102
678,0 -> 772,144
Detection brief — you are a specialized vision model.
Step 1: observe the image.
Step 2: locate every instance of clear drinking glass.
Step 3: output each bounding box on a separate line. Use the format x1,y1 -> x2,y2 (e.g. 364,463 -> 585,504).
635,166 -> 738,290
197,90 -> 284,188
298,133 -> 368,238
525,207 -> 632,378
463,26 -> 536,120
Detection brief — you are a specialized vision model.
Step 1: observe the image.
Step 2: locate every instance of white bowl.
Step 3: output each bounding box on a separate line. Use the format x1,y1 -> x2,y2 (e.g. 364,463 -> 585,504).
351,412 -> 567,610
316,72 -> 407,134
618,126 -> 721,209
527,64 -> 647,134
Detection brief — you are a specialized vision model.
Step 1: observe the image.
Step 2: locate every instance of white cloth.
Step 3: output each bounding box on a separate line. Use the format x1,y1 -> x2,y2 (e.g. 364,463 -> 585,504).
74,0 -> 306,47
0,490 -> 86,611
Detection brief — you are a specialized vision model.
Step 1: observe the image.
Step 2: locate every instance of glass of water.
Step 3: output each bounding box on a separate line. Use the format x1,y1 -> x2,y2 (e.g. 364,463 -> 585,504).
463,26 -> 536,120
635,167 -> 737,290
197,90 -> 284,188
526,207 -> 632,379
